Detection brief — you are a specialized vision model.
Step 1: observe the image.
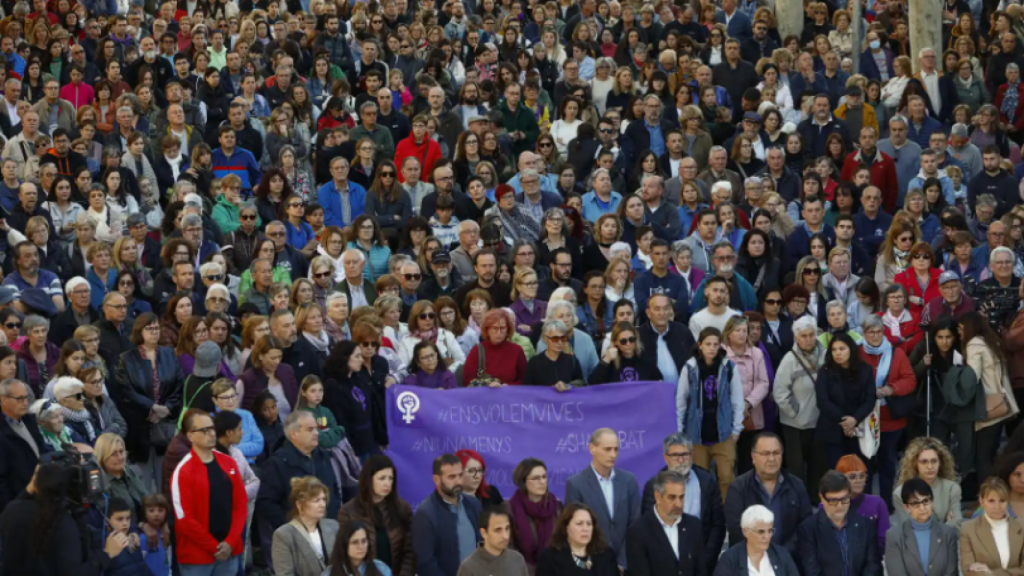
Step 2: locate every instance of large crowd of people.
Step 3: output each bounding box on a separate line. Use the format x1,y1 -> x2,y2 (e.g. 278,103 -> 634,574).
2,0 -> 1024,573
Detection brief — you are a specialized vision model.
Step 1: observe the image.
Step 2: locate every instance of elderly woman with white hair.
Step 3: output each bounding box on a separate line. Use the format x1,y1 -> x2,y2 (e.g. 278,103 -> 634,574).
30,397 -> 92,453
204,283 -> 232,317
772,315 -> 828,497
523,318 -> 585,388
308,255 -> 336,309
536,300 -> 599,384
323,291 -> 351,342
818,299 -> 865,348
713,505 -> 800,576
51,376 -> 99,447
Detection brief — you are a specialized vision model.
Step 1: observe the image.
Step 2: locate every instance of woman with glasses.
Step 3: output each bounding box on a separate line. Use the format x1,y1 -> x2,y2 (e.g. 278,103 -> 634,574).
15,315 -> 59,399
833,455 -> 890,552
462,308 -> 528,387
404,341 -> 457,389
794,256 -> 835,329
92,433 -> 149,521
50,375 -> 98,447
347,215 -> 392,281
210,378 -> 264,463
457,448 -> 504,508
875,218 -> 921,291
885,477 -> 959,576
893,241 -> 942,315
892,437 -> 961,526
511,268 -> 546,337
509,457 -> 563,570
399,299 -> 466,376
524,318 -> 586,388
880,284 -> 924,354
114,269 -> 151,322
537,208 -> 581,277
79,366 -> 126,437
485,184 -> 541,245
114,312 -> 185,489
436,295 -> 479,357
589,320 -> 662,385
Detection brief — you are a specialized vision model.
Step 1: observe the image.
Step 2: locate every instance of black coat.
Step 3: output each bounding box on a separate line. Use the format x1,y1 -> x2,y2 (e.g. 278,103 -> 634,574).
760,315 -> 794,372
152,152 -> 191,196
0,495 -> 110,576
626,509 -> 706,576
284,339 -> 324,386
536,546 -> 618,576
39,241 -> 72,280
112,346 -> 185,457
638,321 -> 694,378
641,466 -> 726,575
712,542 -> 799,576
412,490 -> 483,576
324,371 -> 387,456
623,118 -> 677,168
814,364 -> 876,444
48,305 -> 100,347
0,414 -> 47,512
796,511 -> 882,576
255,440 -> 341,532
93,319 -> 134,383
724,470 -> 812,556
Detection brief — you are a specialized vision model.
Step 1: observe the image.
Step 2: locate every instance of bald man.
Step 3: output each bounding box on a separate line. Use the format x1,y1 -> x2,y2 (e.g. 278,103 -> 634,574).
426,86 -> 462,160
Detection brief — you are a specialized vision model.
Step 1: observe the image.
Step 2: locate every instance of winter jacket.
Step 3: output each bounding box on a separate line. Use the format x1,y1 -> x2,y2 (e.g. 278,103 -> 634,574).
366,189 -> 414,231
212,196 -> 260,235
299,404 -> 346,449
724,344 -> 770,430
773,345 -> 826,430
317,180 -> 367,229
212,147 -> 262,193
238,366 -> 299,413
256,440 -> 341,531
815,363 -> 877,444
724,469 -> 812,555
394,134 -> 443,184
860,345 -> 916,432
324,371 -> 387,456
170,448 -> 247,565
676,356 -> 745,443
499,99 -> 541,158
339,496 -> 416,576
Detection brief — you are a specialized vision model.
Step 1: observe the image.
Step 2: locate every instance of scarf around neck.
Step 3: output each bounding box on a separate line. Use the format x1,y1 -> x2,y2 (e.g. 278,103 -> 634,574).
862,337 -> 893,404
882,308 -> 912,340
1004,82 -> 1021,124
303,330 -> 331,353
509,490 -> 560,565
893,247 -> 910,272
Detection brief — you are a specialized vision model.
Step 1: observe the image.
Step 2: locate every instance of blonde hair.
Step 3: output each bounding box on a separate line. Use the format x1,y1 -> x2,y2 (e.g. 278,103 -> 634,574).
94,433 -> 127,471
510,267 -> 538,300
896,437 -> 957,486
211,378 -> 236,398
287,476 -> 330,521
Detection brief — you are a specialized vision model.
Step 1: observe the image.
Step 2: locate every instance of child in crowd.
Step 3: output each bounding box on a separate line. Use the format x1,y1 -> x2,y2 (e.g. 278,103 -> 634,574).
296,375 -> 346,449
390,68 -> 413,109
404,341 -> 457,389
138,494 -> 171,576
253,390 -> 284,464
946,165 -> 969,216
105,497 -> 153,576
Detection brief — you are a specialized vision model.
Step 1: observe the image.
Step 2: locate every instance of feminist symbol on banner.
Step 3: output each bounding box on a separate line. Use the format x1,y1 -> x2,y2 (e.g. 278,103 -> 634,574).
396,391 -> 421,424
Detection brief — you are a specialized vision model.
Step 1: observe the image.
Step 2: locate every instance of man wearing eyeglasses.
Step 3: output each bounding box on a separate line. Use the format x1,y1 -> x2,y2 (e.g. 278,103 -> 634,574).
92,292 -> 133,384
0,378 -> 48,512
397,261 -> 423,321
795,471 -> 881,576
640,432 -> 726,575
171,409 -> 248,574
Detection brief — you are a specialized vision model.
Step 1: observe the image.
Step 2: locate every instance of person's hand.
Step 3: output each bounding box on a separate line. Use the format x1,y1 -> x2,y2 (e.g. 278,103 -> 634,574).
141,522 -> 159,551
969,563 -> 992,572
603,346 -> 619,364
844,426 -> 857,437
153,404 -> 170,419
947,509 -> 955,522
128,532 -> 140,551
105,532 -> 129,558
880,385 -> 895,397
214,541 -> 232,561
923,353 -> 932,366
840,416 -> 857,430
487,381 -> 502,388
554,381 -> 572,392
385,376 -> 397,388
722,220 -> 733,234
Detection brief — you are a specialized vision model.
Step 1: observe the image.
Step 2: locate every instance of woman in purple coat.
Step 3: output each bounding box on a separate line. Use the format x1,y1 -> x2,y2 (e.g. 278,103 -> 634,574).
510,268 -> 548,337
403,342 -> 457,389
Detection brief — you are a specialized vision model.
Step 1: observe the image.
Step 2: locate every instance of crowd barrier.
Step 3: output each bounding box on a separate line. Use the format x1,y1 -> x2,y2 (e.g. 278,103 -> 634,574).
386,381 -> 677,505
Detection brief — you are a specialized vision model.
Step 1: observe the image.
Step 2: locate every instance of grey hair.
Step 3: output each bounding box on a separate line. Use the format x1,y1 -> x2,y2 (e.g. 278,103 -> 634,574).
609,241 -> 632,259
1003,62 -> 1017,73
206,283 -> 229,299
588,167 -> 611,190
199,261 -> 222,276
459,220 -> 480,234
173,180 -> 195,196
741,505 -> 775,530
662,432 -> 693,454
653,469 -> 687,495
977,194 -> 998,208
0,378 -> 26,396
326,291 -> 348,306
711,181 -> 732,196
991,246 -> 1015,263
116,105 -> 135,117
284,409 -> 314,435
711,241 -> 734,255
541,319 -> 568,337
342,248 -> 366,263
745,176 -> 763,187
249,257 -> 273,276
862,314 -> 884,332
709,145 -> 727,156
550,287 -> 578,305
53,377 -> 84,401
181,213 -> 203,229
825,299 -> 846,314
918,47 -> 936,59
359,101 -> 379,114
23,315 -> 49,334
672,240 -> 692,258
546,300 -> 578,326
239,200 -> 258,214
889,115 -> 908,128
793,315 -> 817,336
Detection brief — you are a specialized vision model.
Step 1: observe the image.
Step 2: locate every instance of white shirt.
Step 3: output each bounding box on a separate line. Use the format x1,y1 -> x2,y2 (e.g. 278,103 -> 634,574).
4,100 -> 19,125
592,465 -> 616,519
748,552 -> 777,576
920,70 -> 942,115
990,516 -> 1011,568
654,508 -> 681,559
655,325 -> 679,382
347,278 -> 369,308
669,157 -> 682,179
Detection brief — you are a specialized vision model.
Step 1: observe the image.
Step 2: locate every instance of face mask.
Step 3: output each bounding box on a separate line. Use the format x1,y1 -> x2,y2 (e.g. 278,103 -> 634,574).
869,40 -> 881,50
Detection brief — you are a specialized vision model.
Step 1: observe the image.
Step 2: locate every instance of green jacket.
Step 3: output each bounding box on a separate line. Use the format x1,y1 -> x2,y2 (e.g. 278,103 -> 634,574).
300,404 -> 346,448
499,99 -> 540,158
349,124 -> 395,162
238,267 -> 292,300
211,196 -> 261,235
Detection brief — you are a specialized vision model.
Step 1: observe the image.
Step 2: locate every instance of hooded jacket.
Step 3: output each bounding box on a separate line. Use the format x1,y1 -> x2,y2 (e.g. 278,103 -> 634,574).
394,133 -> 443,184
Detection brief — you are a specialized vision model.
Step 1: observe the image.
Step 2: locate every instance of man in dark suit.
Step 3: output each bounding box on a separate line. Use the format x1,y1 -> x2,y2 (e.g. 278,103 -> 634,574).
798,94 -> 851,157
337,248 -> 379,309
627,469 -> 706,576
0,379 -> 48,512
796,471 -> 882,576
565,428 -> 642,568
623,94 -> 677,169
725,432 -> 812,556
638,294 -> 695,382
92,292 -> 133,378
641,433 -> 726,575
714,0 -> 752,42
48,276 -> 100,347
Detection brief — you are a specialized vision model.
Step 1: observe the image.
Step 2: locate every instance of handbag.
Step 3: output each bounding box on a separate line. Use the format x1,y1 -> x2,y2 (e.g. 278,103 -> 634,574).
885,386 -> 919,419
856,401 -> 882,459
150,418 -> 177,447
986,392 -> 1010,420
468,344 -> 501,387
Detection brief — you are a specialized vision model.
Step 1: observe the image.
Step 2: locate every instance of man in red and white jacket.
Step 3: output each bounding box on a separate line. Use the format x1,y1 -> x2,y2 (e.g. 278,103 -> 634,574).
171,410 -> 248,576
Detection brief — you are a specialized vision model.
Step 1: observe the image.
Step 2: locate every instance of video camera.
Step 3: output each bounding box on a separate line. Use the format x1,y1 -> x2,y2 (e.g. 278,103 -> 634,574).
43,445 -> 103,508
973,283 -> 1020,332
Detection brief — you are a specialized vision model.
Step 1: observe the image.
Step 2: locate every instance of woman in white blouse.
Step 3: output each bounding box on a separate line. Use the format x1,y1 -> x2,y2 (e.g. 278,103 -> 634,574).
881,56 -> 914,111
549,97 -> 584,157
960,477 -> 1024,575
757,63 -> 794,113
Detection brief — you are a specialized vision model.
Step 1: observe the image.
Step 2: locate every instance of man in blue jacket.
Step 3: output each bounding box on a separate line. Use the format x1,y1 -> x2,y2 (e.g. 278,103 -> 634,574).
412,453 -> 482,576
318,156 -> 367,229
785,196 -> 835,272
212,126 -> 262,196
798,94 -> 851,157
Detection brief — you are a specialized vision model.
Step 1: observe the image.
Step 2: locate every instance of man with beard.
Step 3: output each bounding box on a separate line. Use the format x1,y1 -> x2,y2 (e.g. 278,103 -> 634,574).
627,469 -> 707,576
3,242 -> 64,314
454,249 -> 511,308
417,249 -> 461,301
537,247 -> 582,302
969,146 -> 1018,217
412,454 -> 482,576
689,242 -> 757,312
688,275 -> 741,340
634,239 -> 691,324
451,82 -> 488,130
40,129 -> 87,177
313,15 -> 353,73
266,221 -> 309,279
798,94 -> 851,157
640,433 -> 726,574
127,36 -> 173,88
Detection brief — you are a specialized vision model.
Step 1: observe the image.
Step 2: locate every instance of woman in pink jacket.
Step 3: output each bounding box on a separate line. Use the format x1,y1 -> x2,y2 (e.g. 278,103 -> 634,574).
723,315 -> 770,475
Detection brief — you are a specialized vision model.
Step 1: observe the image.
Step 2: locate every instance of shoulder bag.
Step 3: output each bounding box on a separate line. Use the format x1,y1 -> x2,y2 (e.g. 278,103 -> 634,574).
468,344 -> 500,387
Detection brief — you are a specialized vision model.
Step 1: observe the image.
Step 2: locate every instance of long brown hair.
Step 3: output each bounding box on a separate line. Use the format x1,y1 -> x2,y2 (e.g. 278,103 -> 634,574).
959,311 -> 1007,369
547,503 -> 609,555
369,160 -> 401,203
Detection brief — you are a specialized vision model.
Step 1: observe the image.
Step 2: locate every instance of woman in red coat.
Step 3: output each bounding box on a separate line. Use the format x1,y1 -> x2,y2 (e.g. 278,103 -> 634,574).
462,309 -> 527,386
877,284 -> 923,355
995,63 -> 1024,137
893,241 -> 943,315
860,314 -> 916,509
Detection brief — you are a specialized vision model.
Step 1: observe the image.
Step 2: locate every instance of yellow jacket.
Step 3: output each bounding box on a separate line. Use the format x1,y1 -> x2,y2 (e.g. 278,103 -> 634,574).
833,101 -> 879,136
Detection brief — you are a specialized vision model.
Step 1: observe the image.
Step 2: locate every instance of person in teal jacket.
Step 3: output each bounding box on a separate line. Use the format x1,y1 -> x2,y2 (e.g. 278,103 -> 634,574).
295,376 -> 346,449
346,214 -> 391,281
499,84 -> 540,158
211,175 -> 261,234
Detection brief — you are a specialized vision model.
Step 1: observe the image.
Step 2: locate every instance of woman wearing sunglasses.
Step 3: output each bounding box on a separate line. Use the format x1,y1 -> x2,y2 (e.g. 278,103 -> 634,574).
588,321 -> 662,385
398,300 -> 466,377
795,255 -> 836,330
366,160 -> 413,248
523,319 -> 585,389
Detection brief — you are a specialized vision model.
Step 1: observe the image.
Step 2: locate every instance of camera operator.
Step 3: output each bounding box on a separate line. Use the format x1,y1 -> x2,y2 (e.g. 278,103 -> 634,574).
0,460 -> 128,575
975,247 -> 1021,332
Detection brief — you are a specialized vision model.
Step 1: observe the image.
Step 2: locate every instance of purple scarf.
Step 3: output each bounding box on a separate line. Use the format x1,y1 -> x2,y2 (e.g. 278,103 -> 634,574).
509,490 -> 561,565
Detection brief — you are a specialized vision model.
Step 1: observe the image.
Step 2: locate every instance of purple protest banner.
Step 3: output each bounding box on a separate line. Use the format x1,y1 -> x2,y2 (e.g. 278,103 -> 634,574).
385,381 -> 677,507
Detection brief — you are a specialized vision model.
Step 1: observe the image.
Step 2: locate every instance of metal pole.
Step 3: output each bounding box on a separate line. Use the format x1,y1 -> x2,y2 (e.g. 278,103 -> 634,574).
925,333 -> 931,437
852,0 -> 862,75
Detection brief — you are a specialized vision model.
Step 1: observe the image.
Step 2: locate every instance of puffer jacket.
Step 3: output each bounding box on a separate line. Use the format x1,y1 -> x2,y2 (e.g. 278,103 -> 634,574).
772,344 -> 826,430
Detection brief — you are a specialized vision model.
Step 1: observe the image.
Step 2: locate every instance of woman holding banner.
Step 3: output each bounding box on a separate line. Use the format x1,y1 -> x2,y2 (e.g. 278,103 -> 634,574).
461,309 -> 528,387
523,319 -> 586,389
589,321 -> 663,384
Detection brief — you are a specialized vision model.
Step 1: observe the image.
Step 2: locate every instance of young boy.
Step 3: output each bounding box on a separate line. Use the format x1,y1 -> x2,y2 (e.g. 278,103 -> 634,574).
306,202 -> 326,241
105,497 -> 154,576
429,194 -> 460,248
